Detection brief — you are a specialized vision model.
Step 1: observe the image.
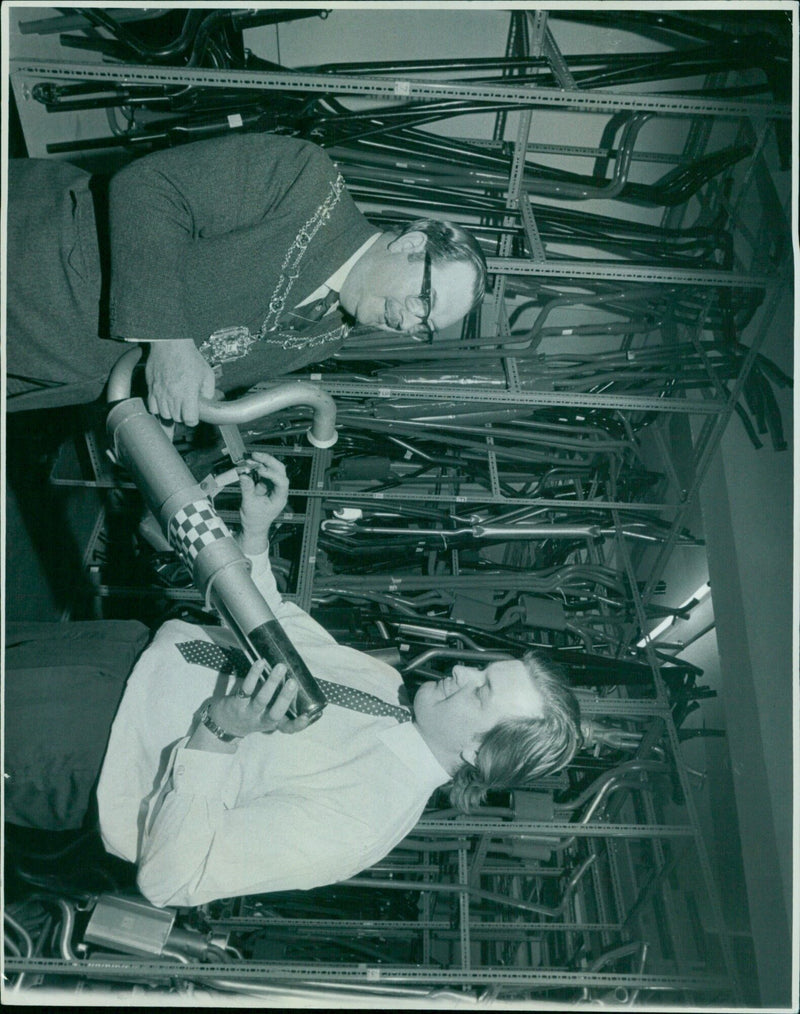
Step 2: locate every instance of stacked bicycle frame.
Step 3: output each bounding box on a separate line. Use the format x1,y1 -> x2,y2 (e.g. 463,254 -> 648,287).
10,7 -> 792,1005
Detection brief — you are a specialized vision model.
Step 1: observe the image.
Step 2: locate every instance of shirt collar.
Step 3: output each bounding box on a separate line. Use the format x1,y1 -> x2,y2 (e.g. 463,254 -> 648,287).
296,232 -> 381,309
378,721 -> 451,788
326,231 -> 381,292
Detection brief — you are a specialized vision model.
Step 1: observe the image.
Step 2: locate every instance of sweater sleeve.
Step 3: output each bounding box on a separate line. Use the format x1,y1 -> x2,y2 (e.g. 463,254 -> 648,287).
107,133 -> 332,343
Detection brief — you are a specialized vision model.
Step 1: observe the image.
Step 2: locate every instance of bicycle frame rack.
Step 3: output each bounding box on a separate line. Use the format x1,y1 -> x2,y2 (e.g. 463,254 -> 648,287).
14,8 -> 793,1005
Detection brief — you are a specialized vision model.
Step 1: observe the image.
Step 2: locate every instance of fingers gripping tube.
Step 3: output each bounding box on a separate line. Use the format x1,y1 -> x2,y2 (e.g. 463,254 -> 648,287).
106,398 -> 326,723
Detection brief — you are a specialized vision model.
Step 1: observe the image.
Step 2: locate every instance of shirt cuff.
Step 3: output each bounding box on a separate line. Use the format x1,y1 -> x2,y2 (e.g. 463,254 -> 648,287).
245,547 -> 284,610
171,740 -> 239,795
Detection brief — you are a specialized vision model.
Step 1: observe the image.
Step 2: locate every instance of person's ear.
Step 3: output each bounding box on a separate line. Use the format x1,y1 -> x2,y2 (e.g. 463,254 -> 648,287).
459,737 -> 480,769
387,230 -> 427,256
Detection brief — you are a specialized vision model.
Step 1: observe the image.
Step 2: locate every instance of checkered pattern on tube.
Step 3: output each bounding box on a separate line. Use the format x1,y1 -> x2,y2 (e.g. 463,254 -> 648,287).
168,500 -> 232,564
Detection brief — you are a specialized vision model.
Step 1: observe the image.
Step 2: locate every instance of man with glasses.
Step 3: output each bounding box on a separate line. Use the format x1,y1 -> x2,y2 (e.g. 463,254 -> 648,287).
337,220 -> 483,341
7,133 -> 487,423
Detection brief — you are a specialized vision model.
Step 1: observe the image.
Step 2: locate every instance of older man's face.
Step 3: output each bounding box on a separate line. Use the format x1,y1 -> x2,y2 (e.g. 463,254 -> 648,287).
340,232 -> 477,334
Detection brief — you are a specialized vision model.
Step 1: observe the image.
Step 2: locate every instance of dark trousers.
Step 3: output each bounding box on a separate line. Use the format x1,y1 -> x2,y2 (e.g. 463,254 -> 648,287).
6,159 -> 126,411
4,621 -> 150,830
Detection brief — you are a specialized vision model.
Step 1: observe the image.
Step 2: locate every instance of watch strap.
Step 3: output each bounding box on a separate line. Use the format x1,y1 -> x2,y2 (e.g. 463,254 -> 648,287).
198,699 -> 241,743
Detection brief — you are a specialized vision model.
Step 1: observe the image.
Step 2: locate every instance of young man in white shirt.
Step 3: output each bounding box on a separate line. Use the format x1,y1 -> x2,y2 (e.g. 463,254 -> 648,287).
6,454 -> 581,908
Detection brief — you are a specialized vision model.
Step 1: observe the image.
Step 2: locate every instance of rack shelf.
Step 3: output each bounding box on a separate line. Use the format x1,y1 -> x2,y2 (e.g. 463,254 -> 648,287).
15,7 -> 792,1004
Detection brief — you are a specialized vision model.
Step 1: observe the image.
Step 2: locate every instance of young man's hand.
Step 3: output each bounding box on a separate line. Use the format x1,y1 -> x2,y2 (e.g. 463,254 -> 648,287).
211,661 -> 312,737
144,339 -> 216,426
186,661 -> 311,754
237,452 -> 290,556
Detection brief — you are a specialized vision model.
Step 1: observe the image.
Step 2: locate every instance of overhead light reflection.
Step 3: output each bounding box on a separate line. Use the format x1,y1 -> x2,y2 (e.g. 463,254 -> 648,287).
637,581 -> 711,647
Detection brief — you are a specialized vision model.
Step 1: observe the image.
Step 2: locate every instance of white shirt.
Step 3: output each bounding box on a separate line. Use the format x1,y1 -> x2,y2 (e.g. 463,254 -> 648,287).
295,231 -> 380,309
96,549 -> 449,908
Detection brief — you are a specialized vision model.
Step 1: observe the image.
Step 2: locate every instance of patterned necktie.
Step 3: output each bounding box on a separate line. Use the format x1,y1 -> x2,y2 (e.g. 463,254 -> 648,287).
176,639 -> 412,723
289,288 -> 340,325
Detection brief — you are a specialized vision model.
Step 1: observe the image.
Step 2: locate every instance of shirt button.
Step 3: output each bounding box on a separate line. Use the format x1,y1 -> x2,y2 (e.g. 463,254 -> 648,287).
175,765 -> 185,776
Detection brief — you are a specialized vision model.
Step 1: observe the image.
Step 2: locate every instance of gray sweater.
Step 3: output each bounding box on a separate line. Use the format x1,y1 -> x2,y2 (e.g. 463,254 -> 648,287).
7,134 -> 375,408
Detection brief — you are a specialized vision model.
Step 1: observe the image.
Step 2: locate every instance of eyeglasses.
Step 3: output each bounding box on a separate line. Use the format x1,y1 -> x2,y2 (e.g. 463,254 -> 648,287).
406,249 -> 433,340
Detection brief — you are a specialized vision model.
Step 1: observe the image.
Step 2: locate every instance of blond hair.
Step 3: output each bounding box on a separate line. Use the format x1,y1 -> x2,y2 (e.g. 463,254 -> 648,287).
447,651 -> 582,812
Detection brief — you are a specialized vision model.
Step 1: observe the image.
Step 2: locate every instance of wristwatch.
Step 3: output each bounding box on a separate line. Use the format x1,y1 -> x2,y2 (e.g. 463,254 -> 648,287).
197,700 -> 241,743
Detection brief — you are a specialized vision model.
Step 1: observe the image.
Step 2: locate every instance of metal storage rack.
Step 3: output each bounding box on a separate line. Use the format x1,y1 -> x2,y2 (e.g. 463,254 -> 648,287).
10,9 -> 792,1005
